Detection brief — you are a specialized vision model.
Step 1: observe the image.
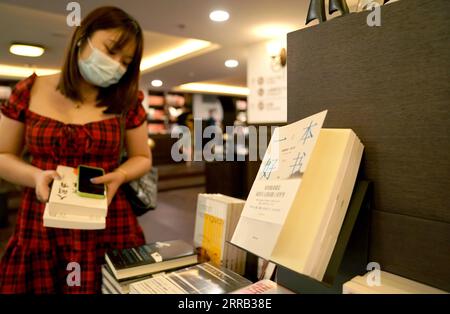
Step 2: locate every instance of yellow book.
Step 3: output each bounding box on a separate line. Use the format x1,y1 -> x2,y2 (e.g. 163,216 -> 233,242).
202,212 -> 225,266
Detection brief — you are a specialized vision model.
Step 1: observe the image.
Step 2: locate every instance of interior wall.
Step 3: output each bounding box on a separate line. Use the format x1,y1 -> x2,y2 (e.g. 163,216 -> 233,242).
286,0 -> 450,291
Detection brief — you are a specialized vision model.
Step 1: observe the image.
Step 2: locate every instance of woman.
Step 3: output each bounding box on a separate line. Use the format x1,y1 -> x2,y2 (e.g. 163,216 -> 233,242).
0,7 -> 151,293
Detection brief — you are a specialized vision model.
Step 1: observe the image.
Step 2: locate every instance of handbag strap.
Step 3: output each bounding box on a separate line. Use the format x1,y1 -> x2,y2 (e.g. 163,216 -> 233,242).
118,111 -> 127,165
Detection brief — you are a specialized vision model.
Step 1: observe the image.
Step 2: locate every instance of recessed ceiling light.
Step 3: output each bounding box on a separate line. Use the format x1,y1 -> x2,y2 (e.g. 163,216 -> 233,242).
225,59 -> 239,68
9,44 -> 45,57
209,10 -> 230,22
151,80 -> 163,87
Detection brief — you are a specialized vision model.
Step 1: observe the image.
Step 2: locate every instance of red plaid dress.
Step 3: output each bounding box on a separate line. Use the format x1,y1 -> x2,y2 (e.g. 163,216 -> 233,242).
0,73 -> 146,293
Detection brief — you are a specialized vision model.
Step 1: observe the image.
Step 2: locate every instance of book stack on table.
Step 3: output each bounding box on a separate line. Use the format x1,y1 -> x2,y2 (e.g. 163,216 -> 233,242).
101,239 -> 198,294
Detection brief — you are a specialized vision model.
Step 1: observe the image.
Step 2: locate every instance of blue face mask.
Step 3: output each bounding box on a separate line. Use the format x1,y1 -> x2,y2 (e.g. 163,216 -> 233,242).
78,38 -> 127,88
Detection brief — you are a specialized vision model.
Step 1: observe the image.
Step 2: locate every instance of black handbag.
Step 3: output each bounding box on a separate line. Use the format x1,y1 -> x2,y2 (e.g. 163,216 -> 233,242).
118,113 -> 158,216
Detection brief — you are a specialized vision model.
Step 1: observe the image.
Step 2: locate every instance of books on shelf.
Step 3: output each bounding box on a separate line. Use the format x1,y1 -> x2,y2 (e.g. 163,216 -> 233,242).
129,262 -> 252,294
231,279 -> 295,294
231,110 -> 365,282
194,193 -> 247,275
105,239 -> 198,281
343,271 -> 447,294
43,165 -> 107,230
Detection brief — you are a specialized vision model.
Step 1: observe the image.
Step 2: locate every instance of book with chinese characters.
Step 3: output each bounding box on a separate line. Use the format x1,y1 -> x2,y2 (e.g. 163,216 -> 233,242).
105,239 -> 198,281
231,111 -> 328,260
231,111 -> 365,281
129,262 -> 251,294
47,165 -> 107,217
194,194 -> 246,275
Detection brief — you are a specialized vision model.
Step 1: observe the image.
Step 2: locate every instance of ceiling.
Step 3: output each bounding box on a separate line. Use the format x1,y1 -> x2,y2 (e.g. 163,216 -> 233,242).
0,0 -> 359,92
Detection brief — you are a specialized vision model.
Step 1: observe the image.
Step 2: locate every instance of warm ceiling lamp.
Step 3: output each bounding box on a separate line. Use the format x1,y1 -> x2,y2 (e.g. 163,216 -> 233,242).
0,64 -> 59,78
151,80 -> 163,87
175,83 -> 249,96
10,43 -> 45,57
209,10 -> 230,22
225,59 -> 239,68
140,39 -> 214,72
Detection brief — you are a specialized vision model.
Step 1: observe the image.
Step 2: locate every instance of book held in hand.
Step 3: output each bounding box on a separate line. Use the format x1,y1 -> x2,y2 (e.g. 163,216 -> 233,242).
43,203 -> 105,230
105,239 -> 198,280
43,165 -> 108,230
47,165 -> 107,217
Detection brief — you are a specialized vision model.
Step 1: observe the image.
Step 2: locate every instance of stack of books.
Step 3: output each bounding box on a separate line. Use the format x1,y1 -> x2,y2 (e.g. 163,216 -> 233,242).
231,279 -> 295,294
101,239 -> 199,294
194,194 -> 247,275
343,271 -> 447,294
43,165 -> 107,230
129,262 -> 252,294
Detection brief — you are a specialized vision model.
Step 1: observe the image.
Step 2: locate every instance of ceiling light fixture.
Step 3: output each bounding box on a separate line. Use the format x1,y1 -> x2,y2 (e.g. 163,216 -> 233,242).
140,39 -> 215,72
151,80 -> 163,87
9,43 -> 45,57
224,59 -> 239,68
0,64 -> 59,78
175,83 -> 249,96
209,10 -> 230,22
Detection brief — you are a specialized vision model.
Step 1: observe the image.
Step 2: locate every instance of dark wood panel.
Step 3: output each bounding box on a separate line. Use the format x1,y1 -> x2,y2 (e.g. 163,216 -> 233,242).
205,161 -> 246,199
287,0 -> 450,222
287,0 -> 450,291
370,210 -> 450,291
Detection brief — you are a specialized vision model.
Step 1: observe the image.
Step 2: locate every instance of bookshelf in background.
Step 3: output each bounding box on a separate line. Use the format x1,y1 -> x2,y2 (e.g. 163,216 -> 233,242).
147,91 -> 167,135
146,91 -> 193,136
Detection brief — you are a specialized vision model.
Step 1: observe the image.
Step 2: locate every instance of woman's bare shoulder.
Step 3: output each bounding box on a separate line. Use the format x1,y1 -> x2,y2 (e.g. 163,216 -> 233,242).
35,73 -> 60,88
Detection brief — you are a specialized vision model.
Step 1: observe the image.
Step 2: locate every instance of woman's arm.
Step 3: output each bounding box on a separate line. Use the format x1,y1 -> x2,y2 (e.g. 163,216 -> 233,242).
0,115 -> 60,201
116,121 -> 152,182
0,115 -> 39,187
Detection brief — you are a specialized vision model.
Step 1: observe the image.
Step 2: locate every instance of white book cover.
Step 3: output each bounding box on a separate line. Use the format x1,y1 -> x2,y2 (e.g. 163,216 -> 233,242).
193,194 -> 246,274
270,129 -> 363,281
308,134 -> 363,279
343,271 -> 447,294
43,203 -> 105,230
231,110 -> 327,259
48,165 -> 107,217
